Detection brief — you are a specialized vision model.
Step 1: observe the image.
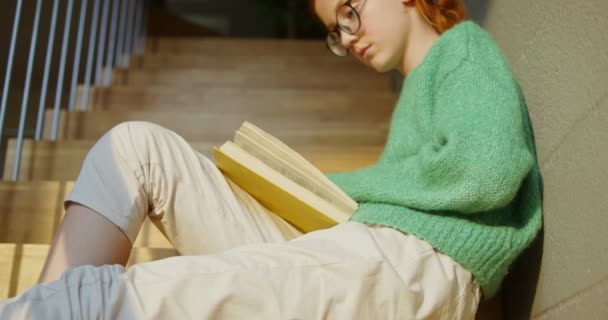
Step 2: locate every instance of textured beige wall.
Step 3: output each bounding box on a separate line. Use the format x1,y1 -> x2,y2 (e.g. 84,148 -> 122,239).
481,0 -> 608,318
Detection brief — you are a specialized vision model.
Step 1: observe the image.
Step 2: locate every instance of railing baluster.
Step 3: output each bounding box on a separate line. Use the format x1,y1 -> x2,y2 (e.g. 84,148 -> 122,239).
139,0 -> 150,55
95,0 -> 111,86
114,0 -> 129,68
68,0 -> 90,111
13,0 -> 43,181
81,0 -> 102,111
104,0 -> 120,86
123,0 -> 138,68
115,0 -> 129,68
4,0 -> 152,147
132,0 -> 144,56
35,0 -> 61,141
51,0 -> 75,141
0,0 -> 23,150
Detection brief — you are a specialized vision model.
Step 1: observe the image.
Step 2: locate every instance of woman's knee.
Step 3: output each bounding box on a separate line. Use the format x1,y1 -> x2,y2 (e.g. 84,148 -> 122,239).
86,121 -> 171,162
107,121 -> 169,144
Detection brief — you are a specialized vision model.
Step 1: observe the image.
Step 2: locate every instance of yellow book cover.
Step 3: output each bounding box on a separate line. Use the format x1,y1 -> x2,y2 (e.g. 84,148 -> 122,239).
213,122 -> 357,233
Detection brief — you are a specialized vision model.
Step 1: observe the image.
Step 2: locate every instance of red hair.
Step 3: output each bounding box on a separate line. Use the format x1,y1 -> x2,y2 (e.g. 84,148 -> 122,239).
415,0 -> 468,34
309,0 -> 468,35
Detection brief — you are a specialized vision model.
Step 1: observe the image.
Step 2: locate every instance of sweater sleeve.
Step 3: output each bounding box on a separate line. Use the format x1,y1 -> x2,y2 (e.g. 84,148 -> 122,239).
326,61 -> 535,214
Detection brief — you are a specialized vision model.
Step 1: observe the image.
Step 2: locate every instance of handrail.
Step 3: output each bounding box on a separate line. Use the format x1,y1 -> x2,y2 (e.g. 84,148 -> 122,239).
0,0 -> 151,181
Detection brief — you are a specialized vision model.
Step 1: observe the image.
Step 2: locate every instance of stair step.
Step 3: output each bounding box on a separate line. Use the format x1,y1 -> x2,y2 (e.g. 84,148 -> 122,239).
137,53 -> 367,71
0,243 -> 177,299
146,37 -> 331,56
0,181 -> 173,249
42,110 -> 390,142
114,69 -> 392,91
3,139 -> 382,181
85,86 -> 398,111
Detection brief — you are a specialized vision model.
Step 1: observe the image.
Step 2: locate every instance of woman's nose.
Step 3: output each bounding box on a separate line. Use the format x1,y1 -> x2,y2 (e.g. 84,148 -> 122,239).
340,32 -> 358,49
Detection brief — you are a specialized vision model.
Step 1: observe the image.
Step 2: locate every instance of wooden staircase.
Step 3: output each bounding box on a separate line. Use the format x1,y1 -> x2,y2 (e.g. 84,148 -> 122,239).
0,37 -> 396,298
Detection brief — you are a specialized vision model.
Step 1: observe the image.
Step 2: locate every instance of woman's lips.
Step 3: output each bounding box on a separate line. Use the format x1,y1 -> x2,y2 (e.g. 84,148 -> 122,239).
359,45 -> 371,59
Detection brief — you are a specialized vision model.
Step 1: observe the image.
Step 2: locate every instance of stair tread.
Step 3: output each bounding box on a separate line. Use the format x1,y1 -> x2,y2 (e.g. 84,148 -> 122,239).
100,85 -> 397,96
116,69 -> 392,91
138,53 -> 367,71
95,85 -> 398,97
150,37 -> 328,45
43,110 -> 390,142
147,37 -> 332,56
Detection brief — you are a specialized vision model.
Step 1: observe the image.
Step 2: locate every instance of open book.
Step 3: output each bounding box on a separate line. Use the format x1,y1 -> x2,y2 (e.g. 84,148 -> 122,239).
213,122 -> 358,233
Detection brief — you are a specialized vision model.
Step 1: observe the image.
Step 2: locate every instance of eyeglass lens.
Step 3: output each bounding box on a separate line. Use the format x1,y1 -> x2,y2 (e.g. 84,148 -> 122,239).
326,2 -> 361,56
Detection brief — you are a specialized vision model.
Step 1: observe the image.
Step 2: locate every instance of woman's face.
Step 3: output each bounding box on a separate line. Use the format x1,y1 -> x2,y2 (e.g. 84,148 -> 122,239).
314,0 -> 414,72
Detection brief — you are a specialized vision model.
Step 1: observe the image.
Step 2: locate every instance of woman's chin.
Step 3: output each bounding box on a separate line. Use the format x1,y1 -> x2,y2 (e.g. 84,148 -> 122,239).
368,56 -> 393,73
353,52 -> 393,73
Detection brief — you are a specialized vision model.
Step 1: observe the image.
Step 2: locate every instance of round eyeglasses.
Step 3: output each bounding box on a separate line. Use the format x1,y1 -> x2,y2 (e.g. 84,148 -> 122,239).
326,0 -> 363,56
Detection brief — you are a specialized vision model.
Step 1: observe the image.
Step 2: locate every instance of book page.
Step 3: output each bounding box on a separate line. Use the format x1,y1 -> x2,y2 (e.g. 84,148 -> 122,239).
236,124 -> 357,212
239,123 -> 357,211
239,122 -> 358,211
234,131 -> 354,212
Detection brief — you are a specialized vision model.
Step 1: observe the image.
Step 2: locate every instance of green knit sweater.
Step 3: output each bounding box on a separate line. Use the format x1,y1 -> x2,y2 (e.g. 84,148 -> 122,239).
326,21 -> 543,299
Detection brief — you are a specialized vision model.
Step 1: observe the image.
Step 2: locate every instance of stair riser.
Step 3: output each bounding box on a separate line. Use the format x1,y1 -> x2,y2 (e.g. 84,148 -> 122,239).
0,181 -> 173,249
83,86 -> 398,112
4,139 -> 382,182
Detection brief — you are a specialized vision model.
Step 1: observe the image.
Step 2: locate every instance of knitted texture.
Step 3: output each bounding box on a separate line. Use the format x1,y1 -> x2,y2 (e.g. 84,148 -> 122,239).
326,21 -> 543,299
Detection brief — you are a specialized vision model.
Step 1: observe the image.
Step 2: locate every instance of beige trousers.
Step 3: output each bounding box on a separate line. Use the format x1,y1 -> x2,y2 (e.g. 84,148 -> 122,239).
0,121 -> 480,319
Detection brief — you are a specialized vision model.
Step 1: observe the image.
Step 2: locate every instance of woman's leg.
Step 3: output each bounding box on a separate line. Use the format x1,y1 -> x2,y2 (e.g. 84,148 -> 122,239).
38,121 -> 302,283
1,222 -> 480,319
38,203 -> 132,283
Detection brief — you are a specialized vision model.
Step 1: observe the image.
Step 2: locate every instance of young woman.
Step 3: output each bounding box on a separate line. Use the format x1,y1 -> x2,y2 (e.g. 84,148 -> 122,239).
0,0 -> 542,318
